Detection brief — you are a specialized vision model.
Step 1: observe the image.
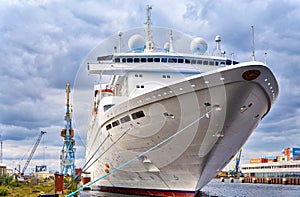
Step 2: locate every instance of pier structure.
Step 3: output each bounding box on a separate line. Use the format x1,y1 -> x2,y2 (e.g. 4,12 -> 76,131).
60,82 -> 76,177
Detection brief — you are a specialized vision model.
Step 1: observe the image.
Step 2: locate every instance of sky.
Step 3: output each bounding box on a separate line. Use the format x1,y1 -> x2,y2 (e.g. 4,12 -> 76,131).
0,0 -> 300,174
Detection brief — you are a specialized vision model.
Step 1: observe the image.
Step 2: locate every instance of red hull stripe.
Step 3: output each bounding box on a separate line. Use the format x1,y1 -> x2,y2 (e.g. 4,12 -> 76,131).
99,186 -> 196,197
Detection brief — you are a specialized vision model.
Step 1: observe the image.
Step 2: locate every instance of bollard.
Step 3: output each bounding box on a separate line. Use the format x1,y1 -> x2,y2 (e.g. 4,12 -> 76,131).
229,177 -> 234,183
252,177 -> 257,183
266,178 -> 271,184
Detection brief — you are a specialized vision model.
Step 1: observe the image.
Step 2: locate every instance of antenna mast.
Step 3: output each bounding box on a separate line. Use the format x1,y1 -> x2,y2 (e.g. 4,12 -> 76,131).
145,5 -> 154,52
251,26 -> 256,61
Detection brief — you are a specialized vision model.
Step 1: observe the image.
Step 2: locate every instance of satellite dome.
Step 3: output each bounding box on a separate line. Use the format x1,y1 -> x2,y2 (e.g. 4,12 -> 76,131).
128,34 -> 145,52
190,37 -> 208,54
164,42 -> 170,52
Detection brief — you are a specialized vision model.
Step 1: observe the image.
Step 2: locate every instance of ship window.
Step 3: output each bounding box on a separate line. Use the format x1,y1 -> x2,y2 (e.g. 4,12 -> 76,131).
154,57 -> 160,62
215,62 -> 219,66
139,74 -> 143,77
203,60 -> 208,65
197,60 -> 202,64
120,115 -> 131,123
112,120 -> 120,127
127,58 -> 133,63
106,124 -> 112,130
141,58 -> 146,62
191,59 -> 196,64
104,104 -> 114,111
220,62 -> 225,67
185,59 -> 191,64
209,61 -> 214,65
141,85 -> 144,88
148,57 -> 153,62
114,58 -> 120,63
132,111 -> 145,120
122,58 -> 126,63
136,85 -> 140,88
168,58 -> 177,63
134,58 -> 140,63
163,75 -> 166,78
161,58 -> 167,62
167,75 -> 170,78
178,58 -> 184,63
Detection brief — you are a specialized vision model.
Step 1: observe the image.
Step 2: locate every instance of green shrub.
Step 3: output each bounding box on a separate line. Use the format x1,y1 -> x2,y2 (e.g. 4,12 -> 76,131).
9,181 -> 21,187
0,186 -> 8,196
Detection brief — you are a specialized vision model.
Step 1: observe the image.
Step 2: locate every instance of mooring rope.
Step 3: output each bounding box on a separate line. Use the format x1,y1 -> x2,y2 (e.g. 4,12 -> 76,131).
82,126 -> 133,172
81,133 -> 110,172
67,105 -> 220,197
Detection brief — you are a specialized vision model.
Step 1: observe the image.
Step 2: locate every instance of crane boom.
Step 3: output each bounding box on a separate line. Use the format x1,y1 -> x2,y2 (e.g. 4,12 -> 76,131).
22,131 -> 46,174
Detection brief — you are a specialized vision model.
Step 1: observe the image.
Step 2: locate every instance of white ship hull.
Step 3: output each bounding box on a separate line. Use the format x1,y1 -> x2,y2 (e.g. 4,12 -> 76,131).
85,62 -> 278,195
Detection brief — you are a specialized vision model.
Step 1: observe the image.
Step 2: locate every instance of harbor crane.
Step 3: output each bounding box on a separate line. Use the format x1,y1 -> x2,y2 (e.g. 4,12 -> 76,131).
15,130 -> 46,176
60,82 -> 76,177
230,148 -> 243,177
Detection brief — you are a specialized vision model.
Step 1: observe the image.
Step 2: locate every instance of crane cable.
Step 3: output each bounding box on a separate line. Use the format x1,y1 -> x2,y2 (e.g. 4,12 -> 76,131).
67,105 -> 221,197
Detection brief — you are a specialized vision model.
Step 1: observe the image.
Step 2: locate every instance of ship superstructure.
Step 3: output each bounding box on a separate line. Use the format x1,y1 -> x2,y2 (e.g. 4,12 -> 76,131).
83,6 -> 278,196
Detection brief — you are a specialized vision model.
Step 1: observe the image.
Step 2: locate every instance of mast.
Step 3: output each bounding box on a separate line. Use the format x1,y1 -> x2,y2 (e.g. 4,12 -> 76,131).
145,5 -> 154,52
251,26 -> 256,61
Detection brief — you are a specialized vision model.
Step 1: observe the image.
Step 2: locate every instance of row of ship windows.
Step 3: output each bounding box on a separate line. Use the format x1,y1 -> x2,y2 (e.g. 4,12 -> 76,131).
242,165 -> 300,170
135,74 -> 171,78
114,57 -> 224,66
105,110 -> 145,130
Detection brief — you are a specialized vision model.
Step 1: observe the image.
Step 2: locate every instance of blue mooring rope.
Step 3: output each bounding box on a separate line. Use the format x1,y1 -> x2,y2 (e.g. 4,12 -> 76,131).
67,105 -> 219,197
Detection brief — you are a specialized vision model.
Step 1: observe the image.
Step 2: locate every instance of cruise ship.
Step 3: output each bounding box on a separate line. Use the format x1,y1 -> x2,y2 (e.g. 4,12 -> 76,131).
84,5 -> 279,196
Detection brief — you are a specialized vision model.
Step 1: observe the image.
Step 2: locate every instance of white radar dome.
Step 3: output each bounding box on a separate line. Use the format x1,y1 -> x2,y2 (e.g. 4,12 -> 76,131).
128,34 -> 145,52
190,37 -> 208,54
163,42 -> 170,51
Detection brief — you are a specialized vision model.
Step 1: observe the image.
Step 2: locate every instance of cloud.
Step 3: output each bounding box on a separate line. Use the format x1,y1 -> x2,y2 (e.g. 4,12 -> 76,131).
0,0 -> 299,176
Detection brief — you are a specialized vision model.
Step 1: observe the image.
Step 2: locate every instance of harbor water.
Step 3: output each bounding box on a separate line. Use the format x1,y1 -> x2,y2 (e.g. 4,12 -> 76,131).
79,178 -> 300,197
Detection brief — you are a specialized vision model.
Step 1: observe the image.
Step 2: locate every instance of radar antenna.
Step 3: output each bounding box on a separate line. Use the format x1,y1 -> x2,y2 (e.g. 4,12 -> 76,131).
145,5 -> 155,52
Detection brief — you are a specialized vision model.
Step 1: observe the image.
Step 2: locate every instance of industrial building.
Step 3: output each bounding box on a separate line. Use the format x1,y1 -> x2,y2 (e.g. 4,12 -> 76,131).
241,147 -> 300,178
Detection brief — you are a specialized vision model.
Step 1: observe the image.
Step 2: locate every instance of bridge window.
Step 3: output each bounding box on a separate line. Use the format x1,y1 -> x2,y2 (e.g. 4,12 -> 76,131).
134,58 -> 140,63
127,58 -> 133,63
154,57 -> 160,62
141,58 -> 147,62
197,60 -> 202,64
104,104 -> 114,111
147,57 -> 153,62
209,61 -> 214,66
161,58 -> 167,62
168,58 -> 177,63
185,59 -> 191,64
114,58 -> 120,62
203,60 -> 208,65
